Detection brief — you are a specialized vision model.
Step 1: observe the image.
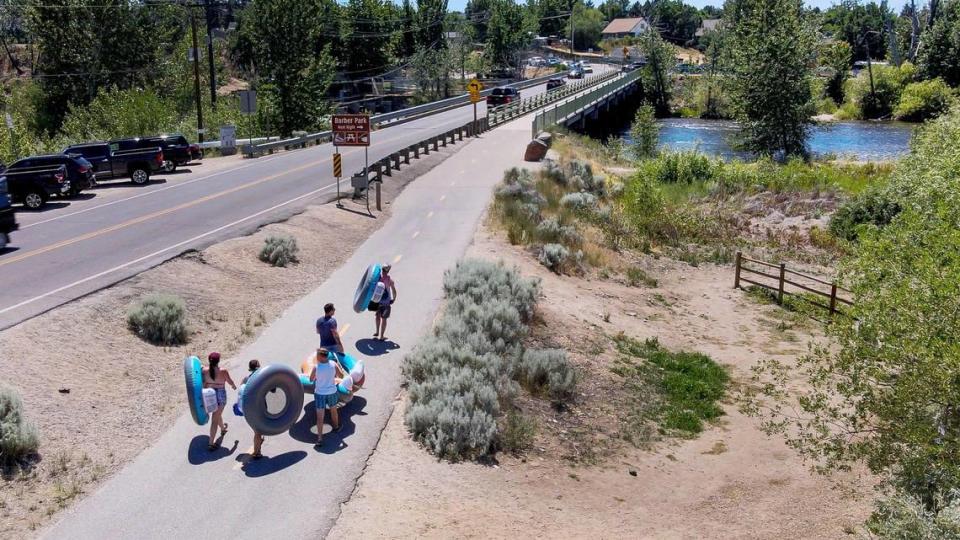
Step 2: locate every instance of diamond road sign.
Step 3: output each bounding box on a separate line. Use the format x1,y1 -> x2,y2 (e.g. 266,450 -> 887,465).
332,114 -> 370,147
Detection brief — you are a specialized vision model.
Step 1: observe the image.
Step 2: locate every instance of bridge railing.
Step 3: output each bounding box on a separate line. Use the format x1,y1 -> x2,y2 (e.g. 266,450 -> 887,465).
530,69 -> 642,138
244,71 -> 564,158
487,69 -> 619,127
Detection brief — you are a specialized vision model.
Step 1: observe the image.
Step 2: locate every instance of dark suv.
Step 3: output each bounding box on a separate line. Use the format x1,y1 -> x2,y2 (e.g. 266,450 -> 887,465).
486,87 -> 520,106
113,135 -> 194,172
5,154 -> 95,197
546,78 -> 566,90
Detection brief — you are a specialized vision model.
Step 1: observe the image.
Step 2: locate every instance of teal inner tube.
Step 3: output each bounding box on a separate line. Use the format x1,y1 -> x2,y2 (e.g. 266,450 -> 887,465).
183,356 -> 209,426
242,364 -> 305,436
352,263 -> 382,313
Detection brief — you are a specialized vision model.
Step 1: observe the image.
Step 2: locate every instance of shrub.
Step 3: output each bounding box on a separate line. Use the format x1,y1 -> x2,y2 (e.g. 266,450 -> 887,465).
536,217 -> 581,247
543,159 -> 566,185
538,243 -> 570,273
894,78 -> 956,122
442,259 -> 540,322
127,294 -> 189,346
0,385 -> 39,466
436,297 -> 527,361
866,490 -> 960,539
405,391 -> 498,461
828,188 -> 901,241
626,266 -> 658,287
500,411 -> 537,454
565,159 -> 607,197
517,348 -> 578,403
843,63 -> 915,119
655,151 -> 715,184
560,192 -> 597,211
258,234 -> 299,267
630,104 -> 659,160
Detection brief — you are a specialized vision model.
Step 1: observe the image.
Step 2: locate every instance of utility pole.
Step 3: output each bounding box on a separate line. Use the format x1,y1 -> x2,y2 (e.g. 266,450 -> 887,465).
569,2 -> 575,60
191,9 -> 205,143
205,0 -> 217,106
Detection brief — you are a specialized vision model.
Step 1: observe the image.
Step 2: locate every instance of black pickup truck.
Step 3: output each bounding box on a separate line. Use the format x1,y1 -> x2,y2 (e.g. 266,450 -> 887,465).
1,162 -> 70,209
0,175 -> 17,250
63,142 -> 164,185
113,135 -> 197,172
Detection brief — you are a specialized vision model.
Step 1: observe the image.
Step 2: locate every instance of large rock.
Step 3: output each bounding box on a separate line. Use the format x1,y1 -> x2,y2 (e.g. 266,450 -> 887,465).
524,138 -> 549,161
536,131 -> 553,146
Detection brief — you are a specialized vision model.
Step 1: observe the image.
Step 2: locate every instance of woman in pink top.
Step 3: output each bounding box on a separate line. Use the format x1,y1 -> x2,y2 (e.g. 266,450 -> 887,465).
373,264 -> 397,341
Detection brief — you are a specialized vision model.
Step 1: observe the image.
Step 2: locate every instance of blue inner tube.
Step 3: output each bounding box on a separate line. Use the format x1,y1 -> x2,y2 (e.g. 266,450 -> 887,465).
352,263 -> 382,313
299,353 -> 360,399
183,356 -> 209,426
242,364 -> 305,436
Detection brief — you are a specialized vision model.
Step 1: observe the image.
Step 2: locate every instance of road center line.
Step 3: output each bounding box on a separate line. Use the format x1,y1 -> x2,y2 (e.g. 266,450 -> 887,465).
0,181 -> 339,316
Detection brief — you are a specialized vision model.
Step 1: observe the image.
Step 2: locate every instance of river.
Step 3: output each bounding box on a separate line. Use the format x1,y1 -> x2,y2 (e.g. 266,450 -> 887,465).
621,118 -> 915,161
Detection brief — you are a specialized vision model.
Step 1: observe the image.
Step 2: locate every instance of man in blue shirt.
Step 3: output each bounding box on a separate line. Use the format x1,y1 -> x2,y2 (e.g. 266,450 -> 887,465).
316,303 -> 344,353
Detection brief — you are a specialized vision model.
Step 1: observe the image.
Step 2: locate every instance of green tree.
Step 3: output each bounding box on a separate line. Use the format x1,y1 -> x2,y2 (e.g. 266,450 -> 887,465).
916,0 -> 960,87
398,0 -> 418,59
465,0 -> 492,42
642,0 -> 702,45
629,104 -> 659,159
342,0 -> 394,80
533,0 -> 569,38
417,0 -> 448,49
822,0 -> 892,62
639,30 -> 673,116
238,0 -> 335,135
570,5 -> 605,51
820,40 -> 854,104
727,0 -> 816,157
485,0 -> 531,70
752,105 -> 960,514
599,0 -> 630,20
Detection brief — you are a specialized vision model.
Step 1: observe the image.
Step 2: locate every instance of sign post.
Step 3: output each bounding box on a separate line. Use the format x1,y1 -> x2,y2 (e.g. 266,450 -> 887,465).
332,152 -> 343,208
332,114 -> 372,212
467,78 -> 483,127
238,90 -> 257,150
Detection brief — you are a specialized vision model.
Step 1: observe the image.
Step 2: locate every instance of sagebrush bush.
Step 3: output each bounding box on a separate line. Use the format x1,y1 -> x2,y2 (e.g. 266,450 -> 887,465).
127,294 -> 189,346
517,348 -> 578,403
828,188 -> 901,241
538,243 -> 570,273
258,234 -> 299,267
442,259 -> 540,322
560,192 -> 598,211
405,394 -> 498,461
866,490 -> 960,538
543,159 -> 566,185
0,385 -> 39,466
436,297 -> 527,361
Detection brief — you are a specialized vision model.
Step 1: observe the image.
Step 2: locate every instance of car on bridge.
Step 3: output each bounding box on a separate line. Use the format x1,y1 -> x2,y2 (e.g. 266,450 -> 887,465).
583,64 -> 594,74
486,87 -> 520,106
4,154 -> 96,197
1,162 -> 69,210
568,68 -> 584,79
63,141 -> 165,185
547,77 -> 566,90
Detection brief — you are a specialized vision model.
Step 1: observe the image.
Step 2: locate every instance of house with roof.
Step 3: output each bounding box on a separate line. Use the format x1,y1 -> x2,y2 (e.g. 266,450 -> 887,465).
601,18 -> 652,39
695,18 -> 722,37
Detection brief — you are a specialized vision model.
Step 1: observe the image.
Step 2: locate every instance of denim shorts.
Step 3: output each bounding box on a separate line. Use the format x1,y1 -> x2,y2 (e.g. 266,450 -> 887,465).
315,392 -> 339,410
215,388 -> 227,408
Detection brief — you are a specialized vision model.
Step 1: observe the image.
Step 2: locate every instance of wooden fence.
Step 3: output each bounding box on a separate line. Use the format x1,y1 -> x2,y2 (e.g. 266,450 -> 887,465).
734,251 -> 853,315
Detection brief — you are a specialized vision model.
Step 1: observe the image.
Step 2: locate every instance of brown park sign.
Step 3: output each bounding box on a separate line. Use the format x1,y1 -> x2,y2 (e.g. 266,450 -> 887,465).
332,114 -> 371,147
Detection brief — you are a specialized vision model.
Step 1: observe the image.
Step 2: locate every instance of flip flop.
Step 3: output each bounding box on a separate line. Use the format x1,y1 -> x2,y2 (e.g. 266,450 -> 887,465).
251,452 -> 263,460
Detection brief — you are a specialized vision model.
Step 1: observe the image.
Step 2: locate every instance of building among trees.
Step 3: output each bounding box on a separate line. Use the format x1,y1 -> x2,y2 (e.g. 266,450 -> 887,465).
601,17 -> 652,39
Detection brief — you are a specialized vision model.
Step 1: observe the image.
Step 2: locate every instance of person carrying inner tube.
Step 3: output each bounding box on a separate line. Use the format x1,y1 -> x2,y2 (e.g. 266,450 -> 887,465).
309,347 -> 344,447
373,264 -> 398,342
203,352 -> 236,451
242,359 -> 265,459
316,303 -> 344,353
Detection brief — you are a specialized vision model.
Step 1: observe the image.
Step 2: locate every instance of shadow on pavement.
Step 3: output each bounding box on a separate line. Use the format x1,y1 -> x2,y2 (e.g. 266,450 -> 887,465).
20,201 -> 70,213
239,450 -> 307,478
90,179 -> 167,190
187,435 -> 238,465
355,338 -> 400,356
0,246 -> 20,256
288,396 -> 367,454
65,193 -> 96,201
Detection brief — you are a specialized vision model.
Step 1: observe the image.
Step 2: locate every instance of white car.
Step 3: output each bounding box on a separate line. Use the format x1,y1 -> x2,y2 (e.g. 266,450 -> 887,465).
583,64 -> 594,73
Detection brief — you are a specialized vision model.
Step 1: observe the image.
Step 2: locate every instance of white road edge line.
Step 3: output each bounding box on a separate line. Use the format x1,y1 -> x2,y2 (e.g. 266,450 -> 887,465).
0,181 -> 339,316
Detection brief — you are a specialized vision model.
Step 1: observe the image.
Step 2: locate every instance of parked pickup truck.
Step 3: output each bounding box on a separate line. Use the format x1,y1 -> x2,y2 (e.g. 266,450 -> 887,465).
114,134 -> 198,173
63,142 -> 164,185
1,162 -> 70,209
486,87 -> 520,106
0,175 -> 17,250
5,154 -> 96,197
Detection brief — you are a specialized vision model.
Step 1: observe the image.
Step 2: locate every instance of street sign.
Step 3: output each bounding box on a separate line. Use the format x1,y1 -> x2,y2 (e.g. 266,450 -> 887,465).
332,114 -> 370,147
466,78 -> 483,93
333,153 -> 342,177
238,90 -> 257,115
220,125 -> 236,154
469,89 -> 481,103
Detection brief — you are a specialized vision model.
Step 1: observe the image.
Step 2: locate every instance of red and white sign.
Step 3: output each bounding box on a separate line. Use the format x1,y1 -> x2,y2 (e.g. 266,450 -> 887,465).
332,114 -> 371,147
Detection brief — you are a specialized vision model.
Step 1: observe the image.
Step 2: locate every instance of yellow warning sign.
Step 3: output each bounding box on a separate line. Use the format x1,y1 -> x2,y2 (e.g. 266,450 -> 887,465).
333,152 -> 342,177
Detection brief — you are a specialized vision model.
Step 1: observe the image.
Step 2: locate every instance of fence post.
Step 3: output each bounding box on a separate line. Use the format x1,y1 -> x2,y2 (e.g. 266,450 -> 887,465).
734,251 -> 742,289
829,283 -> 838,315
382,159 -> 391,177
413,144 -> 419,158
777,263 -> 786,304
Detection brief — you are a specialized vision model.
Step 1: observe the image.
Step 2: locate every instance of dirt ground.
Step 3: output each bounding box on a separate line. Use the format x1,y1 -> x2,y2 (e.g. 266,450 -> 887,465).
329,218 -> 872,539
0,142 -> 467,537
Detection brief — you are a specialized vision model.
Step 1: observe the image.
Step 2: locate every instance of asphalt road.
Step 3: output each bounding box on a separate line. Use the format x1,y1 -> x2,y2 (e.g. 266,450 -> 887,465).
43,108 -> 537,540
0,68 -> 617,330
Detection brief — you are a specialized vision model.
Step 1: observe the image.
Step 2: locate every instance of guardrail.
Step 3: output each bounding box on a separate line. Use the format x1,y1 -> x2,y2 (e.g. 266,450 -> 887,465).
487,69 -> 619,127
530,69 -> 642,138
243,71 -> 570,158
341,117 -> 491,202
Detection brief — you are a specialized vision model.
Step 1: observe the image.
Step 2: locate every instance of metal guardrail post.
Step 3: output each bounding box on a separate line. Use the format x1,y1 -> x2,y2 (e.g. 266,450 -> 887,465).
382,158 -> 391,177
413,144 -> 419,158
